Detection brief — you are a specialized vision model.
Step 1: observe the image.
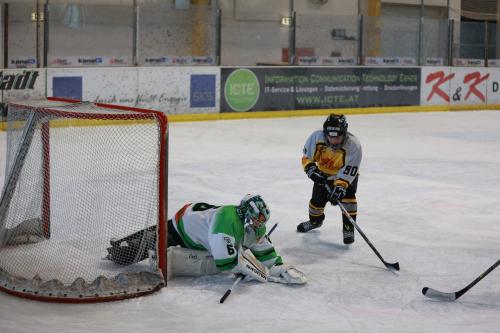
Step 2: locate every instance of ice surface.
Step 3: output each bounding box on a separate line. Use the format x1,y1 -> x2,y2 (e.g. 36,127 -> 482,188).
1,111 -> 500,332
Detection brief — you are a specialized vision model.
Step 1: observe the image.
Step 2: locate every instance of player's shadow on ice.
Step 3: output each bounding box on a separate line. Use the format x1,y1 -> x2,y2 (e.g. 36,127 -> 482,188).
280,230 -> 350,264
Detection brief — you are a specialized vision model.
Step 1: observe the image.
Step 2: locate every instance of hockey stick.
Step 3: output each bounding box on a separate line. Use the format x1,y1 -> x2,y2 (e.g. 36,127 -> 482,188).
220,274 -> 244,304
336,201 -> 399,271
422,259 -> 500,301
266,222 -> 278,239
219,222 -> 278,304
324,183 -> 399,270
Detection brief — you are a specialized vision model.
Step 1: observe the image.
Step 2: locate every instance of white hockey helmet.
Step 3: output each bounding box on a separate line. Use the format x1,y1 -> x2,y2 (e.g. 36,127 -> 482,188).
236,194 -> 270,229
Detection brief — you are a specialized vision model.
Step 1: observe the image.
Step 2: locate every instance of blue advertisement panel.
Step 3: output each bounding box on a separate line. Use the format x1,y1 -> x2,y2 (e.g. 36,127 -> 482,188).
190,74 -> 216,108
53,76 -> 83,101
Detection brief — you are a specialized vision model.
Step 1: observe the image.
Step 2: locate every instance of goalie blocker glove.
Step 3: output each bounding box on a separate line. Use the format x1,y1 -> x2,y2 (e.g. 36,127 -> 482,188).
305,163 -> 326,184
230,249 -> 307,285
231,249 -> 269,283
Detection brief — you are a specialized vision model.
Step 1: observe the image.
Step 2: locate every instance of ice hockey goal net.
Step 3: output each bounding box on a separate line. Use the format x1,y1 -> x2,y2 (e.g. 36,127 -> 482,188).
0,98 -> 168,302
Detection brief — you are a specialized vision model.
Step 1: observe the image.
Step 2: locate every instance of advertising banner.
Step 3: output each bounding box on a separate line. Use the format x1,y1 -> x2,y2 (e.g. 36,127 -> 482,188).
50,56 -> 130,67
364,57 -> 417,66
297,57 -> 357,66
421,67 -> 491,106
47,67 -> 219,114
8,57 -> 37,69
425,58 -> 444,66
421,67 -> 452,106
221,67 -> 420,112
485,68 -> 500,105
450,68 -> 489,106
453,59 -> 485,67
47,68 -> 137,106
137,67 -> 218,113
53,76 -> 83,101
0,69 -> 46,103
141,56 -> 215,66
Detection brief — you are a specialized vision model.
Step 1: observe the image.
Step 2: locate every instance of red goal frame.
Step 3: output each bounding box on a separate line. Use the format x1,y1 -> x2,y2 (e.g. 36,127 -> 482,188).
0,97 -> 169,302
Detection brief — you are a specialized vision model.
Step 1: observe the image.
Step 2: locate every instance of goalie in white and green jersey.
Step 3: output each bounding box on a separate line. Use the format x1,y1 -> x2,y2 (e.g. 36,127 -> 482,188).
106,194 -> 307,285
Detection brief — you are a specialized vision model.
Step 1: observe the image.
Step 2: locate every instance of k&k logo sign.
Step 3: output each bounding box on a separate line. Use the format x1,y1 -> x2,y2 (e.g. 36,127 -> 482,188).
422,68 -> 490,105
425,70 -> 454,102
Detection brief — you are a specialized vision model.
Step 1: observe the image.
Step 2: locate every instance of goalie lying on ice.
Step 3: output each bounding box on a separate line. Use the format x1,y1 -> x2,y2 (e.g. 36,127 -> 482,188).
105,194 -> 307,285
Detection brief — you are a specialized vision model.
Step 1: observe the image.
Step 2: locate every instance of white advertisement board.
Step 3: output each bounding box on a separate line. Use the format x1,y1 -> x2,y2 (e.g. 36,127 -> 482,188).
0,69 -> 46,103
46,67 -> 219,114
46,67 -> 137,105
137,67 -> 219,114
486,67 -> 500,105
421,67 -> 490,107
3,66 -> 499,116
450,67 -> 489,106
420,67 -> 452,106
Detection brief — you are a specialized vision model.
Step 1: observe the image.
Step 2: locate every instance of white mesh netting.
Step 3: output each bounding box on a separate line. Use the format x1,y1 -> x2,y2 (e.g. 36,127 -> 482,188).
0,100 -> 167,301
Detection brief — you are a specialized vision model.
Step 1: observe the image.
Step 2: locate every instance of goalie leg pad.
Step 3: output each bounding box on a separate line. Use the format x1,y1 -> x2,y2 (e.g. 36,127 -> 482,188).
167,246 -> 219,279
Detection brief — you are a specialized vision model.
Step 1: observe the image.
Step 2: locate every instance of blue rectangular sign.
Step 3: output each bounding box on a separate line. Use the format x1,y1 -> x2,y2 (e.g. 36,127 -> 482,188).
190,74 -> 216,108
53,76 -> 82,101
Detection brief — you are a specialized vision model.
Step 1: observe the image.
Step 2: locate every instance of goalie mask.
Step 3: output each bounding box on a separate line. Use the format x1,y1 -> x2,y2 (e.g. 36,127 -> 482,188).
323,114 -> 348,150
237,194 -> 270,247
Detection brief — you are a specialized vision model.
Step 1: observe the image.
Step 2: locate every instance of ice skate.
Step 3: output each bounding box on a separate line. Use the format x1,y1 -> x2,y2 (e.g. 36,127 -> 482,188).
342,221 -> 354,244
297,220 -> 323,233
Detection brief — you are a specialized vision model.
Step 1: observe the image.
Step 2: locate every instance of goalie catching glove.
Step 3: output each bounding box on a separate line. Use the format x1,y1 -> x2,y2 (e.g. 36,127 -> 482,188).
268,263 -> 307,285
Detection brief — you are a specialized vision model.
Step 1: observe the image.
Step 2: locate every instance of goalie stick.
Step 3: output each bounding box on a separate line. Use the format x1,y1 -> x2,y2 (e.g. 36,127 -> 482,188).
422,259 -> 500,301
219,274 -> 244,304
219,223 -> 278,304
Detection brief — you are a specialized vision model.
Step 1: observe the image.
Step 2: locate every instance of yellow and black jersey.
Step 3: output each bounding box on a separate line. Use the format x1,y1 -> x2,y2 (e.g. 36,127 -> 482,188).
302,130 -> 362,188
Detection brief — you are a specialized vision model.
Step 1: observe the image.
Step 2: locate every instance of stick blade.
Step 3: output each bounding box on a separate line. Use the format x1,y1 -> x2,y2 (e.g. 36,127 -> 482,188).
386,262 -> 400,271
422,287 -> 457,301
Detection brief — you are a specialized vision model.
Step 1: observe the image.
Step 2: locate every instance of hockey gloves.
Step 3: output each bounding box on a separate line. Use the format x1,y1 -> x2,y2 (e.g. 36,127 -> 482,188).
231,250 -> 308,285
328,185 -> 346,205
231,249 -> 269,283
305,163 -> 326,184
268,263 -> 307,285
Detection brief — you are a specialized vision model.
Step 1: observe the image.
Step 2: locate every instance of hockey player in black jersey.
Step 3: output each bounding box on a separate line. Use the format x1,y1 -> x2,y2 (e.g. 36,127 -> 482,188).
297,114 -> 362,244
